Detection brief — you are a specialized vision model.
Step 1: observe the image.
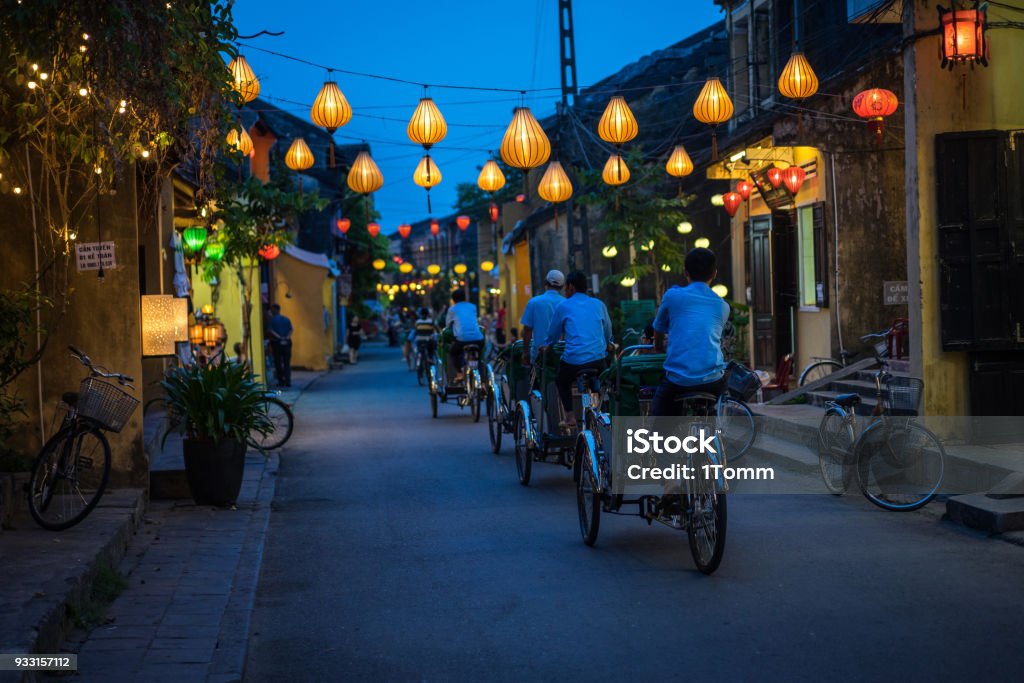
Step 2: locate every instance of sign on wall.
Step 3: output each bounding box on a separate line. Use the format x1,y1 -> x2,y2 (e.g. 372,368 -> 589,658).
75,241 -> 116,272
883,281 -> 909,306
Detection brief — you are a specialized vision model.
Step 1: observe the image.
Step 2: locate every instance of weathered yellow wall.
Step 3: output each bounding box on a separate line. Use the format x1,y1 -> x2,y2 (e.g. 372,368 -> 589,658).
272,254 -> 333,371
906,0 -> 1024,415
191,260 -> 265,382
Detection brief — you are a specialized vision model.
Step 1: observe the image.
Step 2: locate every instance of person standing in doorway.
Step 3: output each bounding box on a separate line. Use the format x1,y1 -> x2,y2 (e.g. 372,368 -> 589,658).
268,304 -> 294,388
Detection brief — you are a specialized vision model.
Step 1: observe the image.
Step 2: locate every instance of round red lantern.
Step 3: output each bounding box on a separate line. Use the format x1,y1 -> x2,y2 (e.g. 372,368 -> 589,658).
456,215 -> 471,231
398,223 -> 411,239
766,166 -> 784,189
336,217 -> 350,234
488,202 -> 499,223
735,179 -> 753,200
722,191 -> 743,218
852,88 -> 899,145
259,244 -> 280,260
783,166 -> 806,195
430,219 -> 440,236
515,194 -> 526,203
367,221 -> 380,238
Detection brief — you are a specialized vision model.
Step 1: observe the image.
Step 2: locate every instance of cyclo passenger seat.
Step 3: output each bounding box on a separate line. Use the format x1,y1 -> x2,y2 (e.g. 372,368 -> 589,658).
833,393 -> 861,408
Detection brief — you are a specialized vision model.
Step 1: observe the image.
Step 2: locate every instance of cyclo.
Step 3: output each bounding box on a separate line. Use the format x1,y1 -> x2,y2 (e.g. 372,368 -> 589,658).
484,340 -> 532,454
512,343 -> 605,486
572,346 -> 729,574
428,328 -> 486,420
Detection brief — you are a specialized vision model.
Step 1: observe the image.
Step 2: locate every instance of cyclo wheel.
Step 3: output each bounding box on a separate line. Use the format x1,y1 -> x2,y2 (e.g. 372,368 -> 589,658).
687,451 -> 727,575
431,389 -> 438,418
716,395 -> 756,462
514,406 -> 532,486
29,424 -> 111,531
576,437 -> 601,546
818,409 -> 854,495
800,359 -> 844,387
469,370 -> 482,422
248,397 -> 293,451
417,354 -> 426,387
855,420 -> 945,511
487,387 -> 503,454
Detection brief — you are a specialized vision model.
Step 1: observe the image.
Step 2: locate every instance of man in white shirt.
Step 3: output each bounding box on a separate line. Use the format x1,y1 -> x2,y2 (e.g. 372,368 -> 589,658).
520,270 -> 565,366
445,289 -> 484,380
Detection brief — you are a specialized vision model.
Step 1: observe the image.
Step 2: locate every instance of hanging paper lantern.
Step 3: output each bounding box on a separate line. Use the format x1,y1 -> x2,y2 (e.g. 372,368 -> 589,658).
694,237 -> 710,249
597,96 -> 639,145
453,263 -> 468,275
852,88 -> 899,145
398,224 -> 411,239
677,221 -> 693,235
367,222 -> 381,238
456,216 -> 471,231
285,138 -> 314,172
778,52 -> 819,101
783,166 -> 807,194
500,107 -> 551,170
692,77 -> 733,159
537,161 -> 572,203
712,284 -> 729,298
710,194 -> 725,206
480,260 -> 495,272
227,55 -> 259,104
515,194 -> 526,203
666,144 -> 694,178
723,191 -> 743,217
602,154 -> 630,187
203,239 -> 225,262
400,262 -> 414,274
427,264 -> 441,275
310,80 -> 352,133
620,276 -> 636,287
347,151 -> 384,194
939,5 -> 988,69
488,202 -> 499,223
259,244 -> 280,260
407,98 -> 447,149
736,179 -> 753,200
201,304 -> 215,316
766,166 -> 784,189
182,226 -> 207,255
661,264 -> 672,273
413,155 -> 441,211
226,127 -> 253,157
372,258 -> 386,270
336,218 -> 351,234
430,219 -> 440,236
601,245 -> 618,259
478,159 -> 506,193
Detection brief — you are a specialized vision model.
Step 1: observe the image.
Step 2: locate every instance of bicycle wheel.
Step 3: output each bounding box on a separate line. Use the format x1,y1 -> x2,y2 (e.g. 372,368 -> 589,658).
686,453 -> 727,575
818,409 -> 855,495
487,388 -> 503,454
248,397 -> 294,451
469,370 -> 482,422
514,406 -> 532,486
417,354 -> 426,387
717,396 -> 756,462
430,388 -> 438,418
855,420 -> 945,511
29,424 -> 111,530
576,439 -> 601,546
799,360 -> 844,387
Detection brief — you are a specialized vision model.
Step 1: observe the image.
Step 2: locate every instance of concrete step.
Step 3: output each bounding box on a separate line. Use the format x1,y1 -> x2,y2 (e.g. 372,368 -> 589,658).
946,492 -> 1024,532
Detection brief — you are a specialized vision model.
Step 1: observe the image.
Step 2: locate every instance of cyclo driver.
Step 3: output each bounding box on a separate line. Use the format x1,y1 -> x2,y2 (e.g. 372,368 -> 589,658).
413,307 -> 437,358
445,289 -> 484,382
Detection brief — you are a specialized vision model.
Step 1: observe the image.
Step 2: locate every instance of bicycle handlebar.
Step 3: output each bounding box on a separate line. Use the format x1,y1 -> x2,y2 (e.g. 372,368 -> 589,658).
68,345 -> 134,385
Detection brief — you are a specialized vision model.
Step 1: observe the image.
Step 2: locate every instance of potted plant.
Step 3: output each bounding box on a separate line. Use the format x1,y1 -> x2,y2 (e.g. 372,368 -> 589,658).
159,360 -> 272,506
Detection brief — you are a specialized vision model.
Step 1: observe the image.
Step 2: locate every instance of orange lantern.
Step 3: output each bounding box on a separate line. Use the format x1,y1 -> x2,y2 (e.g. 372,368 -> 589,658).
412,154 -> 442,212
783,166 -> 806,195
722,191 -> 743,218
430,219 -> 440,236
336,218 -> 350,234
456,216 -> 471,231
398,224 -> 411,239
666,144 -> 694,178
407,97 -> 448,149
778,52 -> 819,101
602,154 -> 630,187
597,96 -> 639,146
259,244 -> 280,260
488,202 -> 499,223
692,77 -> 733,159
766,166 -> 784,189
736,179 -> 753,200
852,88 -> 899,145
477,159 -> 506,193
310,79 -> 352,167
367,222 -> 381,238
939,5 -> 988,69
227,55 -> 259,104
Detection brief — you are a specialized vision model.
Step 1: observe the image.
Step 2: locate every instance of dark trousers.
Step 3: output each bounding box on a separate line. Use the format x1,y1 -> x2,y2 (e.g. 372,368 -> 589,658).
651,376 -> 725,417
555,359 -> 606,412
448,340 -> 483,380
271,341 -> 292,387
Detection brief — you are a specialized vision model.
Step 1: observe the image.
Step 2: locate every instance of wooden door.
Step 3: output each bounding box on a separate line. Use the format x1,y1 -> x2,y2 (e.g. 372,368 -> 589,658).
749,216 -> 774,369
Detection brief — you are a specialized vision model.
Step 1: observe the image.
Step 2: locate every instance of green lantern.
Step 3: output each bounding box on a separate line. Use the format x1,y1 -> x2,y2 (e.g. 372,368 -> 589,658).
182,226 -> 207,255
204,239 -> 225,262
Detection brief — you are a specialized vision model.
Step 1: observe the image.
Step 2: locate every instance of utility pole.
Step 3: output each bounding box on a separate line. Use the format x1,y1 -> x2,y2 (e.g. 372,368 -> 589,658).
557,0 -> 590,277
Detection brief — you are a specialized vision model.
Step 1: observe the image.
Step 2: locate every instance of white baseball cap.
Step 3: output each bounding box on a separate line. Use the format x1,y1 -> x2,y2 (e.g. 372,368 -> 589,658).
545,270 -> 566,287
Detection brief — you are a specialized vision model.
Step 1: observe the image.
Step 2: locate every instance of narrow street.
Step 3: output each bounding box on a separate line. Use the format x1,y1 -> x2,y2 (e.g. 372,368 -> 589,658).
247,344 -> 1024,681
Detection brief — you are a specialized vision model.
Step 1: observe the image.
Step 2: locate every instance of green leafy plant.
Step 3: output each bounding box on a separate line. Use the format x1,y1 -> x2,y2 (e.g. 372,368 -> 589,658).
158,360 -> 272,447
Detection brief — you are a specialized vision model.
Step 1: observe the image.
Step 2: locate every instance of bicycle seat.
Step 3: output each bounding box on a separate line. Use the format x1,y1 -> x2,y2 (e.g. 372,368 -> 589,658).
833,393 -> 861,408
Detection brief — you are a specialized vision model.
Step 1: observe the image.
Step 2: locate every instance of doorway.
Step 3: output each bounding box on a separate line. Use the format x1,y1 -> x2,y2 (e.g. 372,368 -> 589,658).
748,212 -> 797,370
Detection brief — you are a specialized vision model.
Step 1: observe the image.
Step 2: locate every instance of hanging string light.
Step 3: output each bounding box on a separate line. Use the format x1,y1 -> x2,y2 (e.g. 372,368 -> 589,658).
227,55 -> 260,104
310,74 -> 352,167
692,77 -> 733,159
500,106 -> 551,196
285,137 -> 315,193
412,155 -> 442,212
347,149 -> 384,226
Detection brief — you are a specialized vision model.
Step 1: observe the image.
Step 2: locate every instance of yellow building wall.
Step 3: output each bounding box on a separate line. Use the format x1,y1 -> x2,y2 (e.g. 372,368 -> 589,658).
191,260 -> 266,382
906,1 -> 1024,415
272,254 -> 333,371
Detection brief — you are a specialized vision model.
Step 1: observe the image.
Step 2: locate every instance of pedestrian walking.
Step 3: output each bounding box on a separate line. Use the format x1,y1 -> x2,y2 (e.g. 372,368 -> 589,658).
347,316 -> 363,365
267,304 -> 294,388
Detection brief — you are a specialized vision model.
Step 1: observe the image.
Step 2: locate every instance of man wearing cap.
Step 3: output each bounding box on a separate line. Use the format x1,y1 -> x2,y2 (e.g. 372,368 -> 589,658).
520,269 -> 565,366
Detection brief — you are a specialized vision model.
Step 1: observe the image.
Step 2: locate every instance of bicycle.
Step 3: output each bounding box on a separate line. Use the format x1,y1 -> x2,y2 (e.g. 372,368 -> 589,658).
29,346 -> 139,530
414,338 -> 435,387
798,320 -> 907,386
247,391 -> 293,451
817,360 -> 945,511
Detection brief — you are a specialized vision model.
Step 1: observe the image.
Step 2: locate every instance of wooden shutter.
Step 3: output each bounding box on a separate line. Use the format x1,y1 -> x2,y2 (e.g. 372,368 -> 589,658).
812,202 -> 829,308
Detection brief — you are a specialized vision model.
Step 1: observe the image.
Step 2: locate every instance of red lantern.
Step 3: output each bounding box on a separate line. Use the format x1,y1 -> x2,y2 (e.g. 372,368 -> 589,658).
722,191 -> 743,218
430,219 -> 440,236
783,166 -> 806,195
766,166 -> 784,189
259,244 -> 280,260
398,224 -> 411,239
336,218 -> 350,234
515,194 -> 526,203
852,88 -> 899,145
488,202 -> 499,223
939,5 -> 988,69
367,222 -> 380,238
735,179 -> 753,200
456,215 -> 471,231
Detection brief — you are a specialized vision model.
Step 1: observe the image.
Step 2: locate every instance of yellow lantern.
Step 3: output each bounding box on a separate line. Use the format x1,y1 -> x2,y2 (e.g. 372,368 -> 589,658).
453,263 -> 468,275
372,258 -> 386,270
201,304 -> 215,316
226,127 -> 253,157
666,144 -> 694,178
188,322 -> 204,346
407,98 -> 447,149
778,52 -> 819,101
399,262 -> 414,274
401,284 -> 409,292
480,260 -> 495,272
285,138 -> 314,172
695,237 -> 710,249
347,151 -> 384,195
227,55 -> 259,104
620,276 -> 636,287
601,245 -> 618,259
693,77 -> 733,159
500,107 -> 550,170
310,80 -> 352,133
602,154 -> 630,187
413,154 -> 442,212
537,161 -> 572,203
427,264 -> 441,275
712,284 -> 729,298
597,96 -> 639,145
677,221 -> 693,235
661,264 -> 672,273
477,159 -> 506,193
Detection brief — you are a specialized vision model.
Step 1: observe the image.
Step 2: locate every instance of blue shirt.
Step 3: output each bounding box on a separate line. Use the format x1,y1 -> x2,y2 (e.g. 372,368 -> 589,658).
544,293 -> 613,365
520,289 -> 564,360
446,302 -> 484,342
653,282 -> 730,386
268,314 -> 293,340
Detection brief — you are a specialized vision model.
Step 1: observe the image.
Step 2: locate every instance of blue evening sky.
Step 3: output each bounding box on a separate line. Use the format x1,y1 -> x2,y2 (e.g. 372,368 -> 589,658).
232,1 -> 723,230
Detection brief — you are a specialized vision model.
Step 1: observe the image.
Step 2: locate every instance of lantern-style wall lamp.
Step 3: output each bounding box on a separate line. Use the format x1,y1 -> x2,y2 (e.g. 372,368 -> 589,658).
140,295 -> 188,357
938,3 -> 989,69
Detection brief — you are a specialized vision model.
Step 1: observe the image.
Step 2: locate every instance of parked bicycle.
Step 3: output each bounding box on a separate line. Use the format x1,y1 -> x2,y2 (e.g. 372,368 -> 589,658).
247,390 -> 293,451
29,346 -> 139,530
798,320 -> 907,386
817,359 -> 945,511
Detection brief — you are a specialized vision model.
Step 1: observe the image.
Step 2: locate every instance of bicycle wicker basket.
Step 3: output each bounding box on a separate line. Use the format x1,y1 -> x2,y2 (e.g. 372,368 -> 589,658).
726,361 -> 761,402
77,377 -> 139,433
883,375 -> 923,416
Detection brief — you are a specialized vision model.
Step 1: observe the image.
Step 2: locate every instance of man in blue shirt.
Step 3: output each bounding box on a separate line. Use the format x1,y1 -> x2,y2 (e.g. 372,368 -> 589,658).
520,269 -> 565,366
267,304 -> 294,388
445,289 -> 484,380
651,247 -> 730,416
540,271 -> 613,430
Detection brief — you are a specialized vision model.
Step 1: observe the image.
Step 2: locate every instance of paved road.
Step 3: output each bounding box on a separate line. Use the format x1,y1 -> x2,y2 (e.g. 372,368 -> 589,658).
247,344 -> 1024,681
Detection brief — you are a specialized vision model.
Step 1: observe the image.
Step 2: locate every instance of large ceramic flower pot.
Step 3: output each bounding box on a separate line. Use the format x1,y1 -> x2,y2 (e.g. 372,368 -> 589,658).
182,438 -> 247,506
